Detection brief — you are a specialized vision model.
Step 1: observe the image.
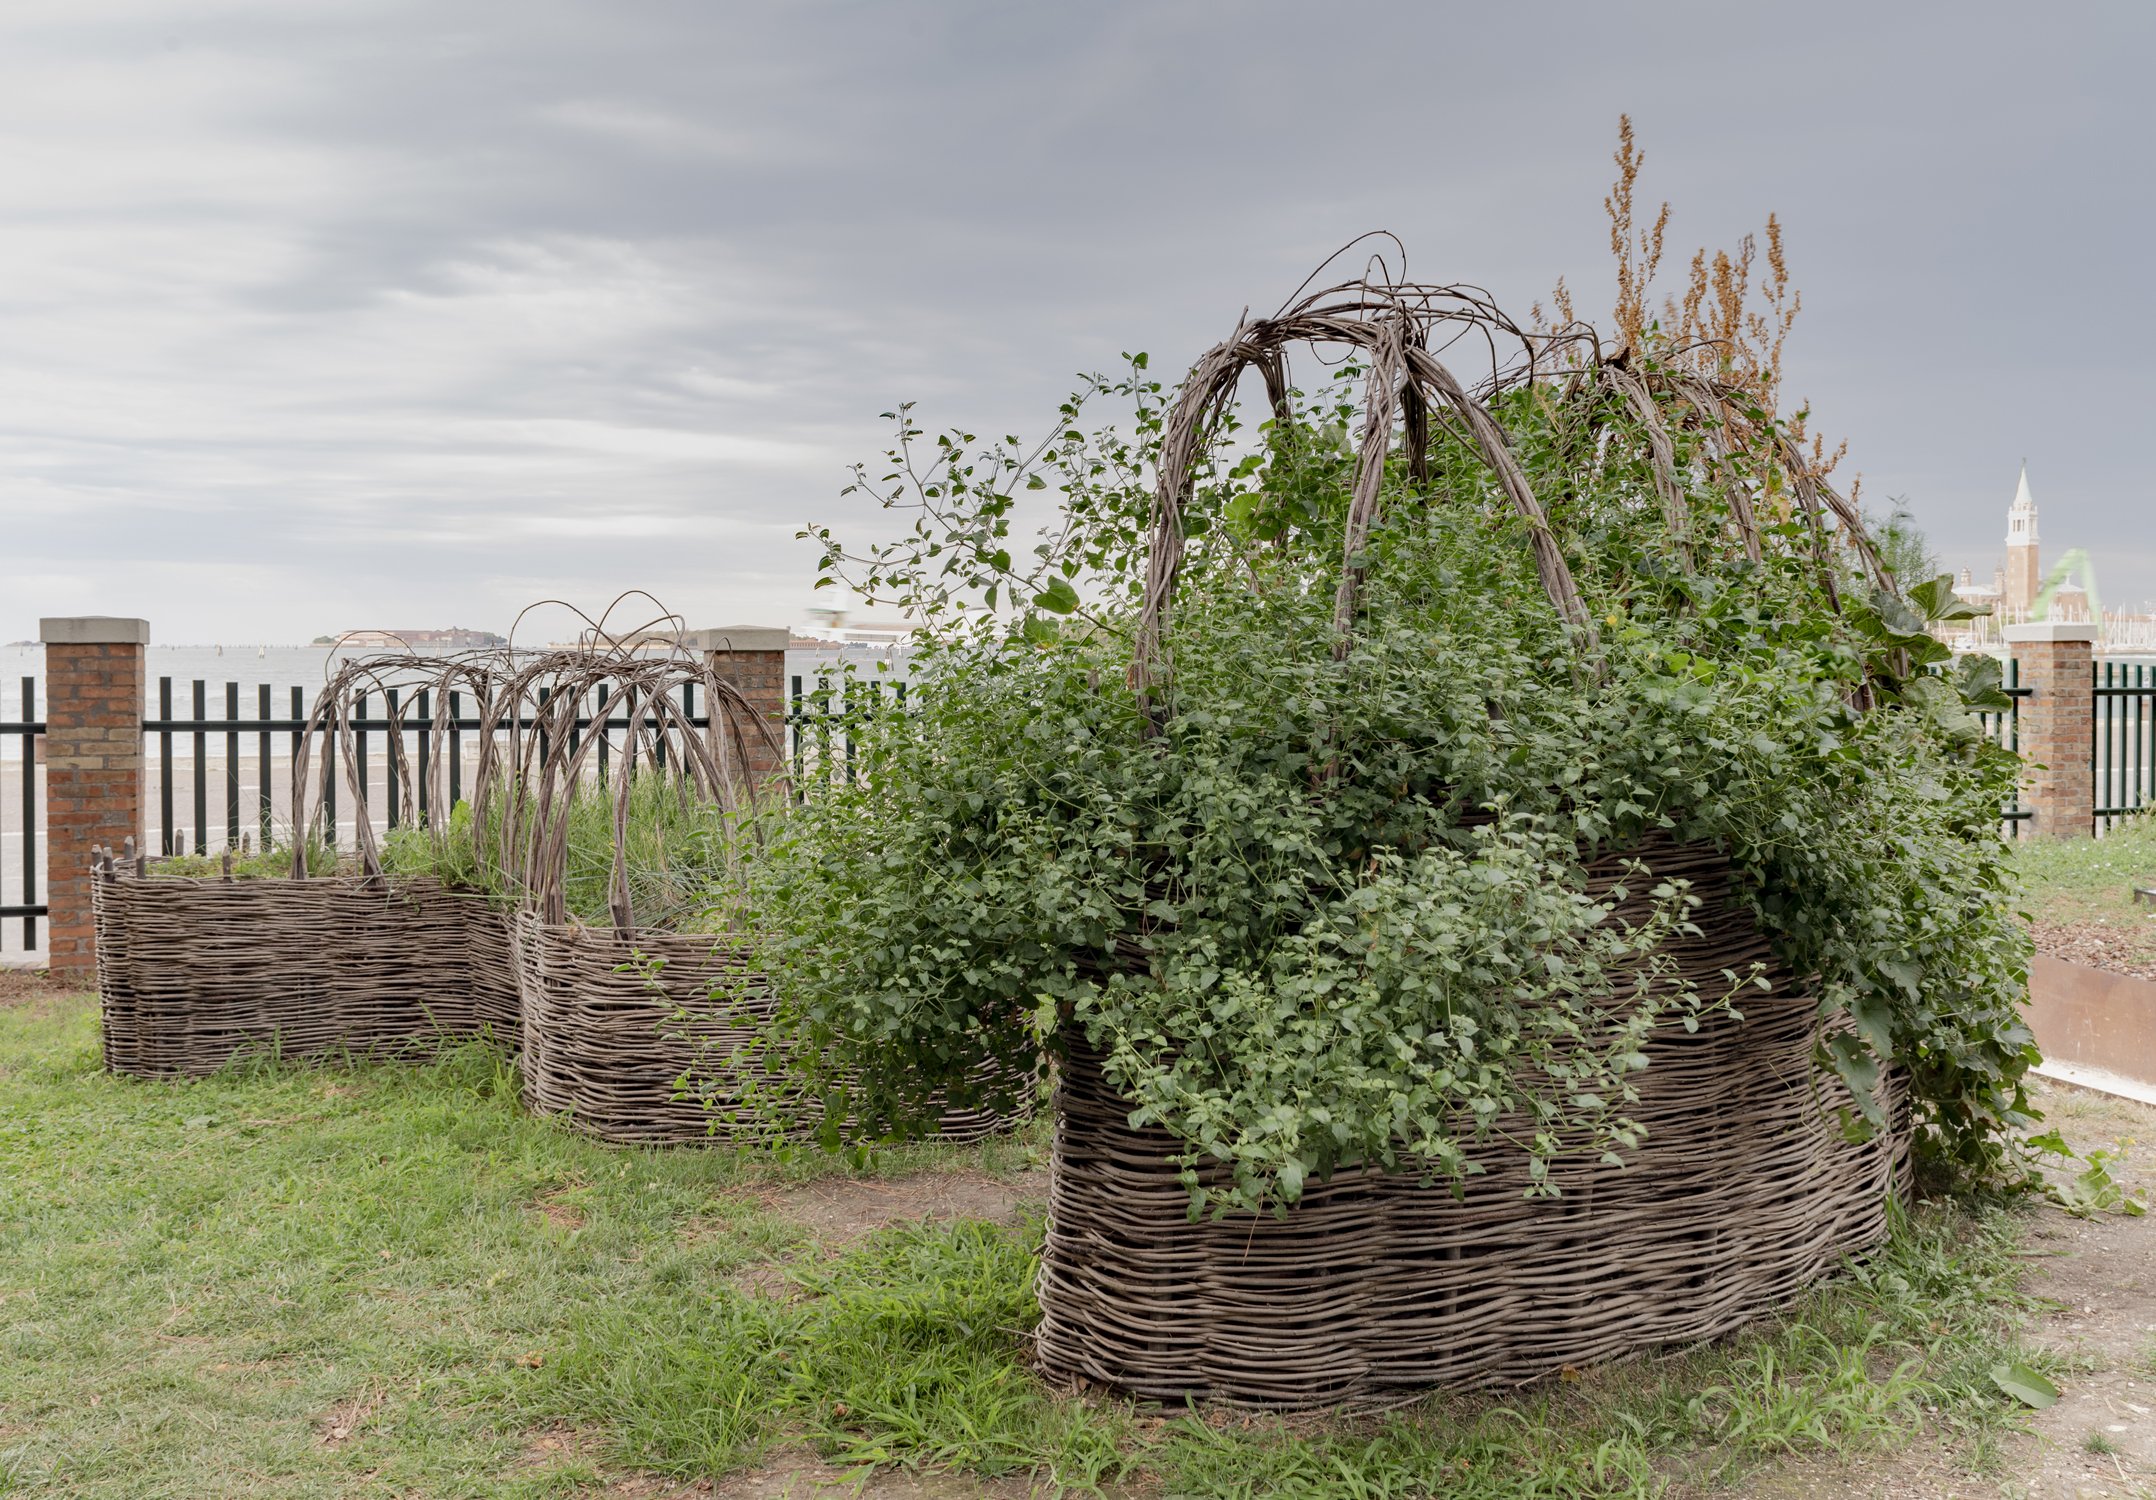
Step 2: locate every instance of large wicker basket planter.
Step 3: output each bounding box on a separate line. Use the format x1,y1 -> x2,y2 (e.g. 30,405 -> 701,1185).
511,911 -> 1028,1146
1034,843 -> 1912,1409
94,865 -> 516,1078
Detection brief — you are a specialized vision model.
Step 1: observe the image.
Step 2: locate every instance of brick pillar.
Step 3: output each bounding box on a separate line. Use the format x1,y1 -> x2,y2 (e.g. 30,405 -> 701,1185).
39,617 -> 148,977
2005,622 -> 2095,840
683,626 -> 789,793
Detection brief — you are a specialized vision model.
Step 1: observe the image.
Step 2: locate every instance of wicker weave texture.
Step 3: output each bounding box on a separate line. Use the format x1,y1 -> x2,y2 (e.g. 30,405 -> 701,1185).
94,869 -> 517,1077
511,912 -> 1025,1146
1035,842 -> 1912,1408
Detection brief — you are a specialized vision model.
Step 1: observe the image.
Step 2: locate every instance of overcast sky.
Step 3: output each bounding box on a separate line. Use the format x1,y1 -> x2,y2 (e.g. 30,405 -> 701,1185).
2,1 -> 2150,643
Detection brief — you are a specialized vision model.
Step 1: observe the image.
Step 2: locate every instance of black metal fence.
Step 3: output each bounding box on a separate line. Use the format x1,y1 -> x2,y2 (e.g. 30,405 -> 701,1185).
1976,657 -> 2033,836
2095,659 -> 2155,832
788,672 -> 904,790
138,672 -> 880,861
144,676 -> 767,858
0,653 -> 2128,959
0,677 -> 41,946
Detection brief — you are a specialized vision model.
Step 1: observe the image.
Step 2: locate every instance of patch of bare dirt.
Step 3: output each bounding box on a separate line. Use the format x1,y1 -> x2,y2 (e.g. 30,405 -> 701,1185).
519,1423 -> 605,1469
732,1262 -> 800,1301
0,966 -> 75,1011
1730,1082 -> 2156,1498
592,1478 -> 716,1498
1731,1441 -> 2010,1498
534,1186 -> 589,1232
2037,919 -> 2156,983
316,1391 -> 378,1448
2012,1082 -> 2156,1496
758,1169 -> 1048,1249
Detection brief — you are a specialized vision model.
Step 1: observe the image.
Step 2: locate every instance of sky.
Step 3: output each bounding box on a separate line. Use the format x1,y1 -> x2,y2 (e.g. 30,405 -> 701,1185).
2,1 -> 2151,644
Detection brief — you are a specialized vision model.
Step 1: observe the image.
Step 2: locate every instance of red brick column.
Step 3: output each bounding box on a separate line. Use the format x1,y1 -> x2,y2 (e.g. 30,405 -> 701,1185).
39,617 -> 148,977
2006,623 -> 2095,840
684,626 -> 789,794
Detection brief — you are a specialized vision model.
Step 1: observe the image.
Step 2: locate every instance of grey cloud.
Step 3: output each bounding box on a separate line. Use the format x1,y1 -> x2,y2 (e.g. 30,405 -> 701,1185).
2,0 -> 2152,643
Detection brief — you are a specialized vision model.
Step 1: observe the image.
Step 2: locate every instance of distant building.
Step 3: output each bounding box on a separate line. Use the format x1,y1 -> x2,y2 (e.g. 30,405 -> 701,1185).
320,627 -> 507,649
2004,464 -> 2040,614
1943,464 -> 2151,650
1952,464 -> 2089,625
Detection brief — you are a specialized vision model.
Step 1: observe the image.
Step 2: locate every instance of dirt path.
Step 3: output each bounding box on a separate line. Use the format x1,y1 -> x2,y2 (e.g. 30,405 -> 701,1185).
2013,1082 -> 2156,1498
1740,1081 -> 2156,1500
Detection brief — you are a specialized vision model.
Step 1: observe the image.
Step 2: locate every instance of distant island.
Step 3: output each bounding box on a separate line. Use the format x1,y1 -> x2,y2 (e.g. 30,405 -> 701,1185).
311,627 -> 508,648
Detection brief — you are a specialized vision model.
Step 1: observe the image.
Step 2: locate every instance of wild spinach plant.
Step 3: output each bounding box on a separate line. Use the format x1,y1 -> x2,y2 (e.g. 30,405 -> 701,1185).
756,320 -> 2031,1214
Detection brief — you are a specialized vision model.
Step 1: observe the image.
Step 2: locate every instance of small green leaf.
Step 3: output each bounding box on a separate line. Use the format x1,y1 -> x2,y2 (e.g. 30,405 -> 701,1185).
1033,577 -> 1080,615
1988,1362 -> 2058,1409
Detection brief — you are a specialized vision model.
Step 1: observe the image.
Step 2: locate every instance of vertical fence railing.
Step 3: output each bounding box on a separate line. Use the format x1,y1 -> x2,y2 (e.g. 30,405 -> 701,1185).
787,672 -> 906,796
0,677 -> 43,946
137,676 -> 855,862
2094,658 -> 2155,834
1973,656 -> 2033,838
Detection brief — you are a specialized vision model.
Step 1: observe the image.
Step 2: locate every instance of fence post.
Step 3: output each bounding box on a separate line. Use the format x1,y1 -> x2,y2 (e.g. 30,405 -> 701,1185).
38,617 -> 148,978
683,626 -> 790,793
2004,622 -> 2096,839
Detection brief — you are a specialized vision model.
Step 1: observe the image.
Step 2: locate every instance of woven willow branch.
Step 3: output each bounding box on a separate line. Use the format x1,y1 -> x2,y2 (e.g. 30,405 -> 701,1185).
1130,268 -> 1897,724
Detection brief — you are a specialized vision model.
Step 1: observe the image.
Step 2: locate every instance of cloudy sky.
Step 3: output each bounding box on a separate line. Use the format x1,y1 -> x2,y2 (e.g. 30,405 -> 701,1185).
2,1 -> 2150,643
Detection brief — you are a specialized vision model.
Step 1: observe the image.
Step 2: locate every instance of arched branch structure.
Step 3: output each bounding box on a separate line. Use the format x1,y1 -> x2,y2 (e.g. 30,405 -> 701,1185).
1131,268 -> 1895,725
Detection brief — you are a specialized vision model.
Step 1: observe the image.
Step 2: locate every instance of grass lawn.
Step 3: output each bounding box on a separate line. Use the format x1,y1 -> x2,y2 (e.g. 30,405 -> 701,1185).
2014,812 -> 2156,978
0,981 -> 2080,1498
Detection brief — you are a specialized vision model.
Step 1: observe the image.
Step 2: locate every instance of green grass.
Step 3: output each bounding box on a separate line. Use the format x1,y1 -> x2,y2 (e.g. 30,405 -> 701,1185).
0,990 -> 2058,1498
2012,810 -> 2156,968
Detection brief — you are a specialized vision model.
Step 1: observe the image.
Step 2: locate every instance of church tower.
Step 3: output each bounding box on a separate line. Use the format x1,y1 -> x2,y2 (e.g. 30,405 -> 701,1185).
2005,463 -> 2040,615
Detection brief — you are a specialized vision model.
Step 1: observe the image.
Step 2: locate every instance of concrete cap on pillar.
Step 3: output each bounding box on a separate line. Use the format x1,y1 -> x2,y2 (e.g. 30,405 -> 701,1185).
39,617 -> 150,644
677,625 -> 789,652
2002,622 -> 2097,643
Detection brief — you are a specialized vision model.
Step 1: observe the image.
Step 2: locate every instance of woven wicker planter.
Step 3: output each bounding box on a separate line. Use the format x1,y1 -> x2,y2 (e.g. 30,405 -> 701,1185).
511,911 -> 1026,1146
94,865 -> 517,1078
1035,842 -> 1912,1409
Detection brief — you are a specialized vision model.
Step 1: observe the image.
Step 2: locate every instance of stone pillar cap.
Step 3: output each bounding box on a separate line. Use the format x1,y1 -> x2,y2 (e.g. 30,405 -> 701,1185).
2003,622 -> 2097,644
678,626 -> 790,653
39,617 -> 150,645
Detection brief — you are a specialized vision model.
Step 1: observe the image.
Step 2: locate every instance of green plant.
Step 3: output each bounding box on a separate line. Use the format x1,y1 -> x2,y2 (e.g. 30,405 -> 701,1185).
378,782 -> 756,929
152,838 -> 336,879
2027,1129 -> 2148,1218
378,798 -> 510,895
757,325 -> 2033,1214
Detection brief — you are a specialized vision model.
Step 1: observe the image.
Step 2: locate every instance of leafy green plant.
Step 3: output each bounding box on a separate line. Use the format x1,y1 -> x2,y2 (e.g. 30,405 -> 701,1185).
152,839 -> 335,879
748,316 -> 2035,1215
379,781 -> 756,929
2027,1128 -> 2148,1219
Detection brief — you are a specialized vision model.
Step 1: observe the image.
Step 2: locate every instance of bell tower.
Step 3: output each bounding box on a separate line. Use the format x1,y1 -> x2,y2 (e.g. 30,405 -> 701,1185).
2005,462 -> 2040,615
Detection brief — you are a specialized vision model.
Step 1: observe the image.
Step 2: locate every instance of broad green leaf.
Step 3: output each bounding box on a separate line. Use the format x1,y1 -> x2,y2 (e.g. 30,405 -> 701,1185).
1033,577 -> 1080,615
1988,1362 -> 2059,1409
